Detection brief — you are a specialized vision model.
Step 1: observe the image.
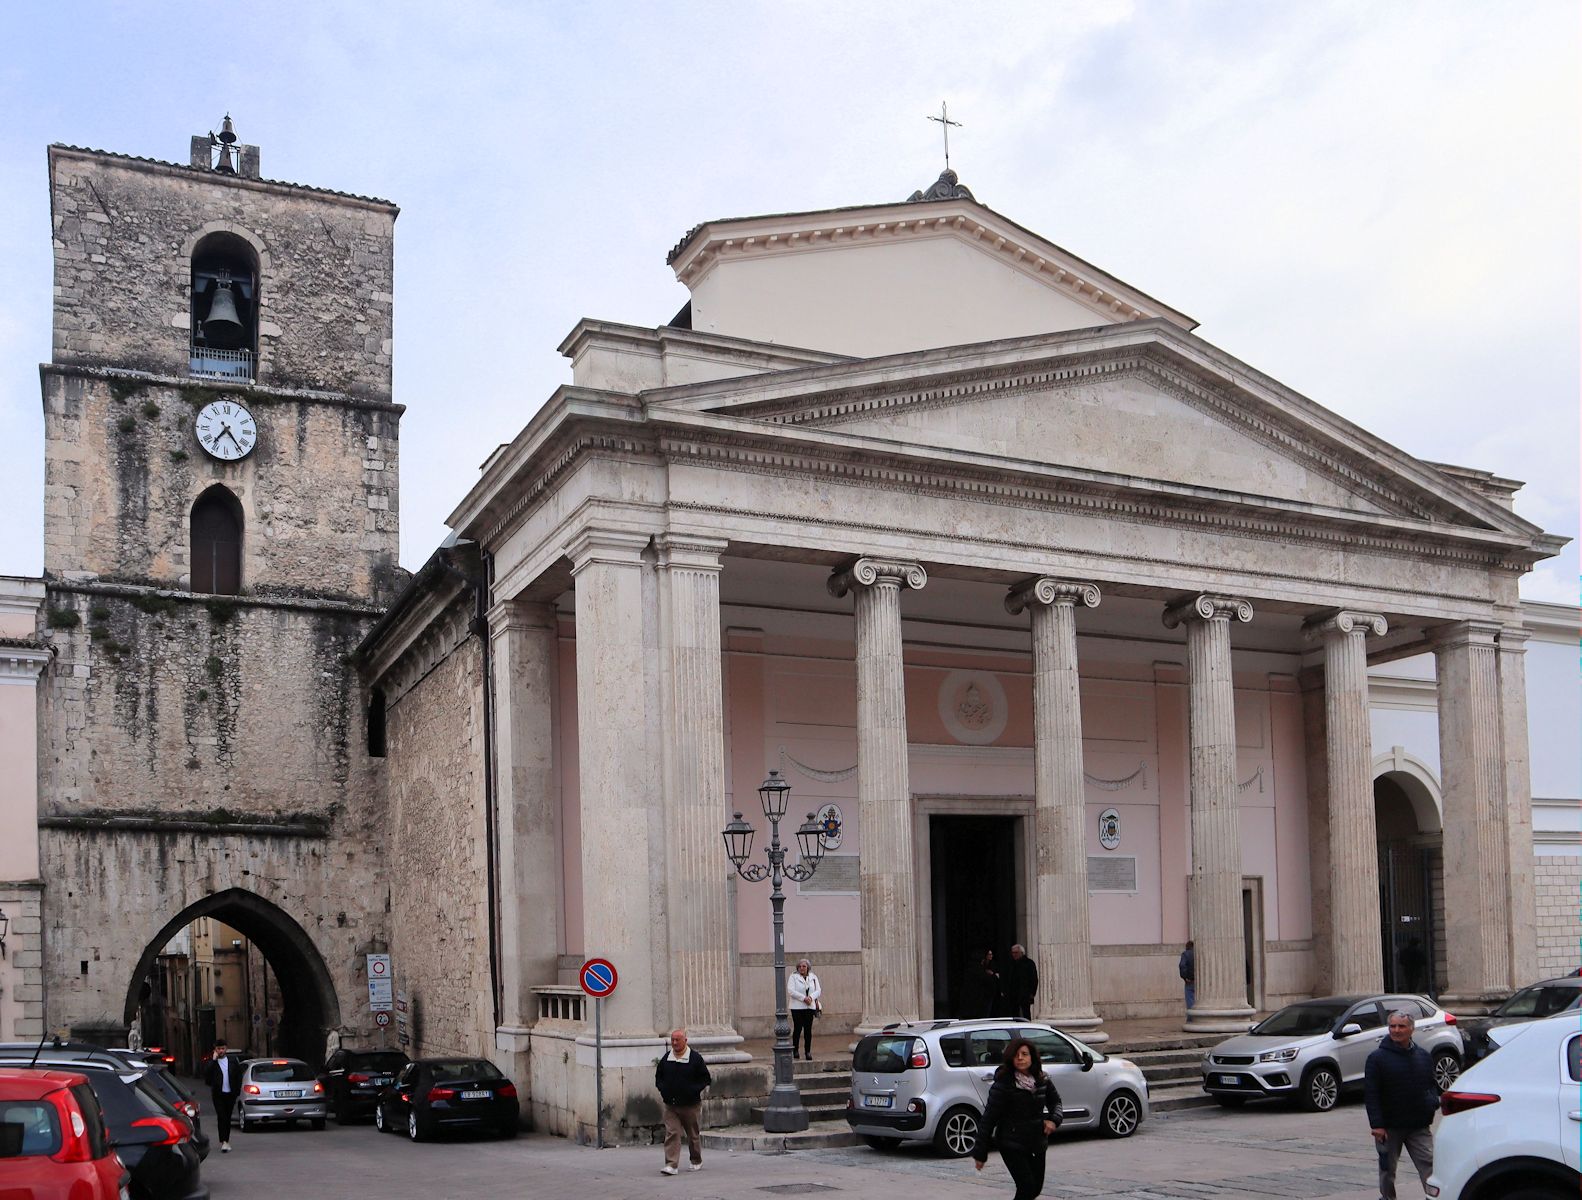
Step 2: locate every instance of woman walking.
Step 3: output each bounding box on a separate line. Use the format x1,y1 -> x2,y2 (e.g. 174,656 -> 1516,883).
787,958 -> 822,1060
971,1037 -> 1062,1200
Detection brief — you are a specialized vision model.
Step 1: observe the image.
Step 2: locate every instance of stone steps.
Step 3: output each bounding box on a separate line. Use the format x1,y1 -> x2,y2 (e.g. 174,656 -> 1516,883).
701,1123 -> 859,1152
1148,1082 -> 1218,1113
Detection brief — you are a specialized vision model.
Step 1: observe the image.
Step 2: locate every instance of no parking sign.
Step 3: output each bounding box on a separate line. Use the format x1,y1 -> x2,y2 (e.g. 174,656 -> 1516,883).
579,957 -> 617,1149
579,958 -> 618,998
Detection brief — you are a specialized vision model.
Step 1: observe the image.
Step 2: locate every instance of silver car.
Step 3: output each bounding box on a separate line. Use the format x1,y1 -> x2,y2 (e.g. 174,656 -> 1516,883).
1201,993 -> 1462,1112
846,1019 -> 1149,1155
237,1057 -> 328,1131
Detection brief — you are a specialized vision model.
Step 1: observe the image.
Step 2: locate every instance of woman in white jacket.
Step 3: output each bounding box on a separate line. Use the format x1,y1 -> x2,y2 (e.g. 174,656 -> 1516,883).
787,959 -> 822,1061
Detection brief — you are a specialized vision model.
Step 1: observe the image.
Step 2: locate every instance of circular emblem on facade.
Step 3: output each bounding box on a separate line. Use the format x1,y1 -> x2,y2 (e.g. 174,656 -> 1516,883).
1098,807 -> 1121,850
937,670 -> 1009,745
816,803 -> 844,851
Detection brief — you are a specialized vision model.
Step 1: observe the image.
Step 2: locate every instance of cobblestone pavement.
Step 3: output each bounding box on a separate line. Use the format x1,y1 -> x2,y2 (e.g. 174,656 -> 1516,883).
201,1102 -> 1427,1199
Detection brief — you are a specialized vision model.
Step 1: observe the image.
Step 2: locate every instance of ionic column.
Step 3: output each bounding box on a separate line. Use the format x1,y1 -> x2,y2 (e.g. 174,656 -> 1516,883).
1498,627 -> 1539,987
1163,594 -> 1255,1031
654,535 -> 743,1055
830,557 -> 927,1031
489,597 -> 561,1048
1302,610 -> 1387,994
1433,621 -> 1515,1009
1006,577 -> 1106,1042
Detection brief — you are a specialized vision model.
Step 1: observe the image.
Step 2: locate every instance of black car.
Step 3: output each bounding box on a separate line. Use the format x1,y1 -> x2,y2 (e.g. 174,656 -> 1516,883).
373,1058 -> 517,1142
319,1048 -> 408,1123
1459,975 -> 1582,1065
0,1058 -> 206,1200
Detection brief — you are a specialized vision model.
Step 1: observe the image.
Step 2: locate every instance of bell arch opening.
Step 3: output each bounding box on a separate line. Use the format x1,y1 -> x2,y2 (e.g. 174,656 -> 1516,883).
123,889 -> 340,1071
190,231 -> 259,381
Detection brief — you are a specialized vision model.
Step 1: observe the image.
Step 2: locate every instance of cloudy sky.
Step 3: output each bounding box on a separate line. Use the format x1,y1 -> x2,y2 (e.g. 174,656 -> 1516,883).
1,1 -> 1576,601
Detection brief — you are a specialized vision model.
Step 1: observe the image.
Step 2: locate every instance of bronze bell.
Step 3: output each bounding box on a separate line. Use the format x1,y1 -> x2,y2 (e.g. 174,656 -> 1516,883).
203,282 -> 245,348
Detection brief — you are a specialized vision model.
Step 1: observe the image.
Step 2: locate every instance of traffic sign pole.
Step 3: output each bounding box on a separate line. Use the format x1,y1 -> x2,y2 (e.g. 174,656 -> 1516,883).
578,958 -> 618,1150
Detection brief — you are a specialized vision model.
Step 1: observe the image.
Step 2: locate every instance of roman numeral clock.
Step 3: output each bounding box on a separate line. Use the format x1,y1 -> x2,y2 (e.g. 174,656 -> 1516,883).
194,399 -> 257,461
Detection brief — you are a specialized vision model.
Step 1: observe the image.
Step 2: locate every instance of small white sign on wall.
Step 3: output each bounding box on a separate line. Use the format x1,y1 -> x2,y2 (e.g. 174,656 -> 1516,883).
1087,855 -> 1138,892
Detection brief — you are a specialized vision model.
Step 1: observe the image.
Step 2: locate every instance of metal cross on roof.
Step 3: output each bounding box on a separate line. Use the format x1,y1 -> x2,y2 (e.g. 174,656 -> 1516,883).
927,101 -> 962,170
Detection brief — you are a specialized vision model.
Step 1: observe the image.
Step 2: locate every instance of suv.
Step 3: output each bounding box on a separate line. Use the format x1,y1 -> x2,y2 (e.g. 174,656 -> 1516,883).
846,1019 -> 1149,1156
319,1048 -> 408,1123
1201,993 -> 1461,1111
1426,1012 -> 1580,1199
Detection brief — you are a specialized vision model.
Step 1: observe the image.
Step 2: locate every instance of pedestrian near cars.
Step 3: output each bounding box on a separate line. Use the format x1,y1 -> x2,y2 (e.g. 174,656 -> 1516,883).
970,1037 -> 1063,1200
1178,940 -> 1195,1010
788,959 -> 822,1060
961,949 -> 1000,1018
655,1028 -> 711,1176
1364,1009 -> 1439,1200
1003,944 -> 1039,1021
203,1038 -> 241,1152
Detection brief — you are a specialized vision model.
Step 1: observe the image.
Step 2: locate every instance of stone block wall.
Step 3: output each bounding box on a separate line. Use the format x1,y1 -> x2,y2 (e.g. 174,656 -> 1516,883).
49,147 -> 396,402
42,369 -> 401,602
0,885 -> 44,1041
1536,856 -> 1580,977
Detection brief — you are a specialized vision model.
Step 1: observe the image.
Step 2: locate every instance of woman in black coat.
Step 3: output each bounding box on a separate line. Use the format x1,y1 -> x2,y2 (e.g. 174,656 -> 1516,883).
970,1037 -> 1062,1200
960,949 -> 1001,1018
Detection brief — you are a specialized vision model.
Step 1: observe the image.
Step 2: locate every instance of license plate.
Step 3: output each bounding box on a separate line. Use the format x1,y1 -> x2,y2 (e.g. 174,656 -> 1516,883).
373,1076 -> 391,1086
1216,1075 -> 1238,1086
278,1090 -> 302,1098
862,1094 -> 892,1109
461,1089 -> 490,1100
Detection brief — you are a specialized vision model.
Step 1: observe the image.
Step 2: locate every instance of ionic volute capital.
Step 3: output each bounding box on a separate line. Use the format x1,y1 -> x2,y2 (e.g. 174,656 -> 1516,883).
1162,593 -> 1253,629
828,557 -> 928,599
1302,609 -> 1388,642
1005,576 -> 1101,617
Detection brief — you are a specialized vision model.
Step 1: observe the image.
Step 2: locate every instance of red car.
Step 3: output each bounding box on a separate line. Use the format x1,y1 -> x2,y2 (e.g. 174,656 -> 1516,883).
0,1067 -> 130,1199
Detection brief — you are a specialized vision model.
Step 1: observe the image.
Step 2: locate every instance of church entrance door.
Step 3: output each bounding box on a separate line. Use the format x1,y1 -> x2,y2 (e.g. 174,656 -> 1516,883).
928,813 -> 1023,1019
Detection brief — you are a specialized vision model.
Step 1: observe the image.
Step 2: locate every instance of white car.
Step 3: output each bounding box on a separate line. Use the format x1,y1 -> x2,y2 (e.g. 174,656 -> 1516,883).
1425,1011 -> 1580,1199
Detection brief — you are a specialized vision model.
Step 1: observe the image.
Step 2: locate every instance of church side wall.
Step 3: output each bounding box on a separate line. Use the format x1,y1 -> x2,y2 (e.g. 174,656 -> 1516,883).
1535,857 -> 1581,977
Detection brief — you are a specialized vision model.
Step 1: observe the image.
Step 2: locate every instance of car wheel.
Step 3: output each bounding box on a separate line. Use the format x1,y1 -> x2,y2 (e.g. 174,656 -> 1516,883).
1431,1049 -> 1460,1091
310,1118 -> 325,1131
1298,1064 -> 1340,1112
1213,1095 -> 1247,1108
237,1109 -> 248,1134
932,1106 -> 980,1158
374,1104 -> 387,1134
863,1135 -> 902,1150
408,1109 -> 425,1142
334,1097 -> 351,1125
1493,1188 -> 1572,1200
1099,1090 -> 1141,1137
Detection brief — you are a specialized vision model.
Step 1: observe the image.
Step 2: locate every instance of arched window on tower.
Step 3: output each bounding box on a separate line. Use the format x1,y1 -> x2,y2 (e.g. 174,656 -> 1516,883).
190,486 -> 243,595
190,233 -> 259,382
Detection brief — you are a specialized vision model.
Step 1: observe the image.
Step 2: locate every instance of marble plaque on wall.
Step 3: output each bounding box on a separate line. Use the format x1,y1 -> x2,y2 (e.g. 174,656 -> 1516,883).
799,853 -> 859,894
1087,855 -> 1138,892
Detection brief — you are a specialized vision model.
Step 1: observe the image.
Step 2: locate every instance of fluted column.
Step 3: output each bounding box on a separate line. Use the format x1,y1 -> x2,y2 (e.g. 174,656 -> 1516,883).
1434,621 -> 1516,1009
1303,610 -> 1387,994
1163,594 -> 1255,1031
830,557 -> 927,1031
1498,627 -> 1539,987
1007,577 -> 1106,1042
655,534 -> 743,1055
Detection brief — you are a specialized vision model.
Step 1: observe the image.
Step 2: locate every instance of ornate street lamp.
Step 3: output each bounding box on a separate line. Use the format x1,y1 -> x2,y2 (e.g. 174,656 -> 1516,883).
721,769 -> 830,1133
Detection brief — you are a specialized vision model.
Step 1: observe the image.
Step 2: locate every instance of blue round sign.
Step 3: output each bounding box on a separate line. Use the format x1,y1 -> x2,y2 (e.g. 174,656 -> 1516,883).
579,957 -> 618,998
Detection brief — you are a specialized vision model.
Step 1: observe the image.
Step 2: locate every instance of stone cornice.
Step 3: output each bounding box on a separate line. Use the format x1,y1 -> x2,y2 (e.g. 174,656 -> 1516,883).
377,596 -> 475,709
40,362 -> 405,415
1005,577 -> 1101,615
0,641 -> 52,682
555,318 -> 847,370
47,579 -> 384,618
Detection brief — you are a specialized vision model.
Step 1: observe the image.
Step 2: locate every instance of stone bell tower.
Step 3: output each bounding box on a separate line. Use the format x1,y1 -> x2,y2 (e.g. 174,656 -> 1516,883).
36,119 -> 403,1061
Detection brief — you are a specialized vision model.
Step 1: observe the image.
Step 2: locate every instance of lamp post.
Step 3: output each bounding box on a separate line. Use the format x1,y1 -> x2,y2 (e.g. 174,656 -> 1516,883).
722,769 -> 830,1133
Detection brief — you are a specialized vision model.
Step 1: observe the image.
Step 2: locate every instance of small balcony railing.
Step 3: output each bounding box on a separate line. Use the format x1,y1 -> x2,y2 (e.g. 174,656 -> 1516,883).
532,986 -> 586,1026
189,347 -> 254,382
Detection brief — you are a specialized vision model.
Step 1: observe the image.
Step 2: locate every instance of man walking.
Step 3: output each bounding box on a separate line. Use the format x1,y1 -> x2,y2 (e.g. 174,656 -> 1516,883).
1178,940 -> 1196,1010
203,1039 -> 241,1152
1003,944 -> 1038,1021
655,1028 -> 710,1176
1364,1009 -> 1439,1200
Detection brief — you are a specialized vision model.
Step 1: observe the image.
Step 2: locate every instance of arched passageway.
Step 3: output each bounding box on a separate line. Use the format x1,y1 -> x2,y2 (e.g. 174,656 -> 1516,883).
123,889 -> 340,1071
1374,766 -> 1445,997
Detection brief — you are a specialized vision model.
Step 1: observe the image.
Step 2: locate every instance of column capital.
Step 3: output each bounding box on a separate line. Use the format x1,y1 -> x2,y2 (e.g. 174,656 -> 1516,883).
486,596 -> 558,635
1497,625 -> 1531,652
653,533 -> 728,573
1005,577 -> 1101,617
1429,619 -> 1502,653
1301,609 -> 1387,641
1162,593 -> 1253,630
828,556 -> 927,599
566,527 -> 651,575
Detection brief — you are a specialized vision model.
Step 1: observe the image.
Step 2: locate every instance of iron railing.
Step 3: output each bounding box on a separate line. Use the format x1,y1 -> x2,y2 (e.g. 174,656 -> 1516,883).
189,347 -> 254,382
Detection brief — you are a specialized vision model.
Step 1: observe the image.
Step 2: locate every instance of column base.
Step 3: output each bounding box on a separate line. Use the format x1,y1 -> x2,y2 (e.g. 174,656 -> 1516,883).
689,1029 -> 751,1064
1183,1004 -> 1255,1034
495,1025 -> 532,1053
1037,1012 -> 1109,1044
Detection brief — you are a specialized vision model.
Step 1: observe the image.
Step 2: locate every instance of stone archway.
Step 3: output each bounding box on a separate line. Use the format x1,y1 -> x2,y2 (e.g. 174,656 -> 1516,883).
122,888 -> 341,1069
1373,748 -> 1445,996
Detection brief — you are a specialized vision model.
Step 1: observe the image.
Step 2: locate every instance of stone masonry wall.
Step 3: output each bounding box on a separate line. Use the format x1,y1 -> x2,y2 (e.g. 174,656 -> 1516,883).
50,147 -> 396,401
42,370 -> 400,602
385,626 -> 493,1060
1536,856 -> 1581,977
0,885 -> 44,1041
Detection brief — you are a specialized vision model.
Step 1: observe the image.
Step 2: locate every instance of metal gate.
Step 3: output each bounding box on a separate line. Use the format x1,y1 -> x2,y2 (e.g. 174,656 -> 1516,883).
1378,843 -> 1438,997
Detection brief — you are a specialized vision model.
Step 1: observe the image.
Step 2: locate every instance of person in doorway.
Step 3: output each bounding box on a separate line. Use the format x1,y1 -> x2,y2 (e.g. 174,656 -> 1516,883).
1003,944 -> 1039,1021
787,959 -> 822,1060
1364,1009 -> 1439,1200
1178,940 -> 1196,1010
970,1037 -> 1062,1200
961,949 -> 1000,1018
655,1028 -> 711,1176
1397,937 -> 1427,995
203,1039 -> 241,1152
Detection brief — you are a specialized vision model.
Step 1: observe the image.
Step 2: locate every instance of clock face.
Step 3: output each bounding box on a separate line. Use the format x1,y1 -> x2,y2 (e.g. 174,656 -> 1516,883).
194,400 -> 257,461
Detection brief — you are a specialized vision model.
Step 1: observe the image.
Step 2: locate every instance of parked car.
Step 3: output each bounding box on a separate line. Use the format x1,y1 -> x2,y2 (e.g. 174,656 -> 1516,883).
0,1057 -> 205,1200
1457,975 -> 1582,1066
0,1067 -> 131,1200
373,1058 -> 519,1141
318,1048 -> 408,1123
845,1018 -> 1149,1156
1201,993 -> 1461,1111
236,1058 -> 326,1132
1425,1012 -> 1581,1199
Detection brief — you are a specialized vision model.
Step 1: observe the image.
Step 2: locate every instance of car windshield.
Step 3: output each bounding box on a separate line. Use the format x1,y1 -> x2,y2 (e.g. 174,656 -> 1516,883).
1495,985 -> 1581,1018
1251,1001 -> 1349,1037
251,1062 -> 317,1083
349,1053 -> 407,1072
429,1061 -> 501,1082
0,1100 -> 61,1157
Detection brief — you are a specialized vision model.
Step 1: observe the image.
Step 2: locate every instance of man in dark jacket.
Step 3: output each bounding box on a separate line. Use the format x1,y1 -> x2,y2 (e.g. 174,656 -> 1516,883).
1363,1010 -> 1438,1200
203,1039 -> 241,1152
1003,945 -> 1039,1020
1178,940 -> 1195,1010
654,1028 -> 711,1175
